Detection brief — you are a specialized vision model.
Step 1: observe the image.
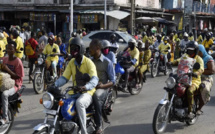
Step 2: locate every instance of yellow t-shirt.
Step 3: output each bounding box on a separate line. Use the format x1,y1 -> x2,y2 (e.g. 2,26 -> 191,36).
202,39 -> 213,49
43,43 -> 60,63
196,35 -> 203,44
14,36 -> 24,59
128,47 -> 140,67
63,56 -> 97,96
173,34 -> 178,42
0,40 -> 6,58
188,36 -> 194,41
158,43 -> 171,55
139,51 -> 144,65
142,35 -> 148,43
144,49 -> 152,64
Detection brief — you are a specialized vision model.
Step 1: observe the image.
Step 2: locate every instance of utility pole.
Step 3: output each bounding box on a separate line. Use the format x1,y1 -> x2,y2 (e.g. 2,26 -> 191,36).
54,14 -> 56,35
70,0 -> 73,36
104,0 -> 107,29
194,5 -> 197,40
130,0 -> 134,35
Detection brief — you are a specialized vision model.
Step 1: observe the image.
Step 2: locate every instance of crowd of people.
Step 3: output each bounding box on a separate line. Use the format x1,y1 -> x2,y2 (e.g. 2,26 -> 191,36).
0,25 -> 214,134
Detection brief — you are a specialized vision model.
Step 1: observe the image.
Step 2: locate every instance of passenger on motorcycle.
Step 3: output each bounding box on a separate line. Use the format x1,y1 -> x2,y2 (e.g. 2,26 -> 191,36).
171,41 -> 204,118
123,39 -> 139,91
202,32 -> 213,52
54,37 -> 98,134
109,33 -> 119,54
56,36 -> 67,77
150,34 -> 163,49
136,40 -> 151,86
0,41 -> 24,125
89,39 -> 115,134
179,32 -> 190,57
158,36 -> 171,67
101,40 -> 116,66
197,45 -> 215,115
188,32 -> 194,41
169,33 -> 175,61
142,32 -> 148,43
42,35 -> 60,79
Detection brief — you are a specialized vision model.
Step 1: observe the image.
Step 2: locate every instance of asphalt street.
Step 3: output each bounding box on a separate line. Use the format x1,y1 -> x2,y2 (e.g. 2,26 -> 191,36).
9,69 -> 215,134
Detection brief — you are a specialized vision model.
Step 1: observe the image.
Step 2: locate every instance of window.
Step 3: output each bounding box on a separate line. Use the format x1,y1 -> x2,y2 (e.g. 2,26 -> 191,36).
89,33 -> 101,39
89,32 -> 112,40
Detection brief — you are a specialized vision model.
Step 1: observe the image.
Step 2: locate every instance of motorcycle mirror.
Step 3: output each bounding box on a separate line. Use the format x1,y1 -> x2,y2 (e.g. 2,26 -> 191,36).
20,48 -> 24,51
193,63 -> 200,70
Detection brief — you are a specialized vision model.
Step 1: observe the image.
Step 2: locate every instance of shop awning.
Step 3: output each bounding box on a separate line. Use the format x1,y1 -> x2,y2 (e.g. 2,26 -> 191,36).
153,17 -> 177,25
125,9 -> 173,16
136,17 -> 158,23
61,10 -> 130,20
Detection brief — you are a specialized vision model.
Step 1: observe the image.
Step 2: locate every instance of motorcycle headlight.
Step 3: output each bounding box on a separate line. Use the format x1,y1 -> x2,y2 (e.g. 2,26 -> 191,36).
38,57 -> 44,65
42,92 -> 54,109
155,52 -> 159,57
165,77 -> 176,89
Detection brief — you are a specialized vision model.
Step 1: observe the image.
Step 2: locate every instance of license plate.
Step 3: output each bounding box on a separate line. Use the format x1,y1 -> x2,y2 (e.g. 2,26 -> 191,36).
43,109 -> 57,115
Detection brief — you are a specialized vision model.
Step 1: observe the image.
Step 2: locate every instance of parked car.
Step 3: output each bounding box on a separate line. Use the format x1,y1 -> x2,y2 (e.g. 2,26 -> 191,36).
82,30 -> 135,52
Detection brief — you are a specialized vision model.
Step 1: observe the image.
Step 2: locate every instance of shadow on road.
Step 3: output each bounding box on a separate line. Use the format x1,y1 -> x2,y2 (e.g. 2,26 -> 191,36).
105,123 -> 153,134
205,95 -> 215,107
12,118 -> 43,131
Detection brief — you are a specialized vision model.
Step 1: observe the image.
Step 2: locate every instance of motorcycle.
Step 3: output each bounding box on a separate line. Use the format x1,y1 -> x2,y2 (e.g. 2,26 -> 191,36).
33,85 -> 114,134
151,48 -> 172,78
0,85 -> 25,134
33,54 -> 56,94
152,63 -> 201,134
114,51 -> 142,95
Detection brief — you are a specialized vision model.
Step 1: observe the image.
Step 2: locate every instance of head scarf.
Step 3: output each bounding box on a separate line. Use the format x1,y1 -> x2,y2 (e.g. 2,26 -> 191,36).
198,45 -> 213,68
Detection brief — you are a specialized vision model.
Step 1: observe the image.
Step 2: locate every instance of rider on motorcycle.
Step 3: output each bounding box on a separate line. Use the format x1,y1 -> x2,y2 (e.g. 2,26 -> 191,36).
109,33 -> 119,54
89,39 -> 115,134
196,31 -> 203,44
0,41 -> 24,125
42,35 -> 60,79
56,36 -> 67,77
123,39 -> 139,91
150,34 -> 163,49
158,36 -> 171,67
179,32 -> 190,57
197,45 -> 215,115
54,37 -> 98,134
101,40 -> 116,66
188,32 -> 194,41
142,32 -> 148,43
202,32 -> 213,52
171,41 -> 204,118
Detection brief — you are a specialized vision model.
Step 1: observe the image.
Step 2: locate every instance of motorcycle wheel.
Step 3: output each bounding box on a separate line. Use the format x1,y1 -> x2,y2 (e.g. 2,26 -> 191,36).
0,107 -> 14,134
129,82 -> 143,95
153,104 -> 169,134
33,73 -> 44,94
151,63 -> 158,78
33,128 -> 48,134
186,115 -> 198,125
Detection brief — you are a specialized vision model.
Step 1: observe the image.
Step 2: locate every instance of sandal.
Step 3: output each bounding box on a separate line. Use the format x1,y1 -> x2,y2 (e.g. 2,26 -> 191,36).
196,110 -> 203,115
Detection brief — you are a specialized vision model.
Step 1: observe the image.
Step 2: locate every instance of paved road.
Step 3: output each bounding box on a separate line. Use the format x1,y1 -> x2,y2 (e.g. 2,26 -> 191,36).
9,70 -> 215,134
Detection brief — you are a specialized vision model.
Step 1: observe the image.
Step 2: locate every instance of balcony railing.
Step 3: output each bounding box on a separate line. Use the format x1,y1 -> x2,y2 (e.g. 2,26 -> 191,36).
193,1 -> 215,14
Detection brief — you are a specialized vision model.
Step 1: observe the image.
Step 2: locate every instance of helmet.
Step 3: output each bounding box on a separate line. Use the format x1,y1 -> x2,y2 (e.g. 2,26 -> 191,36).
184,32 -> 188,37
128,38 -> 137,46
156,34 -> 162,38
70,37 -> 85,55
0,32 -> 4,40
173,30 -> 177,33
12,30 -> 19,37
163,36 -> 169,41
137,40 -> 145,48
206,32 -> 211,38
161,32 -> 165,36
110,33 -> 116,39
189,32 -> 193,36
142,32 -> 146,36
101,40 -> 111,49
48,35 -> 55,41
71,32 -> 77,37
186,41 -> 199,56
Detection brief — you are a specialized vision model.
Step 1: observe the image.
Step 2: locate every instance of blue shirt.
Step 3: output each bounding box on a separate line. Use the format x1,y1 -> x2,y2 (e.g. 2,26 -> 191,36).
105,51 -> 116,64
59,43 -> 67,56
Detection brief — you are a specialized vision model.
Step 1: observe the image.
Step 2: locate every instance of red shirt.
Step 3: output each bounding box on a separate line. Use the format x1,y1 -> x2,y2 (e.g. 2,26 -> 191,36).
25,38 -> 38,58
2,57 -> 24,92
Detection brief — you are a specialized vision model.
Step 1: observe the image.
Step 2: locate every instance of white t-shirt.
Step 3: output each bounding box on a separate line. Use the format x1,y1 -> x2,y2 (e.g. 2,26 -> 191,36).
19,32 -> 26,43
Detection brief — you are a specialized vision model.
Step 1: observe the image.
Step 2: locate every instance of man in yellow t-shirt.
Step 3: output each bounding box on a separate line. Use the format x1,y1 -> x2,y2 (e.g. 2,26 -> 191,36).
0,33 -> 6,58
196,32 -> 203,44
12,30 -> 24,59
142,32 -> 148,43
188,32 -> 194,41
202,33 -> 213,52
53,37 -> 98,134
43,35 -> 60,78
123,39 -> 139,90
171,41 -> 204,118
158,36 -> 171,66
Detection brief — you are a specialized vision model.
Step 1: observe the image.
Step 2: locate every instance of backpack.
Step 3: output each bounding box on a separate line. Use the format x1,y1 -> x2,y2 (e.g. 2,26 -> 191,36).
177,54 -> 196,86
25,40 -> 35,56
